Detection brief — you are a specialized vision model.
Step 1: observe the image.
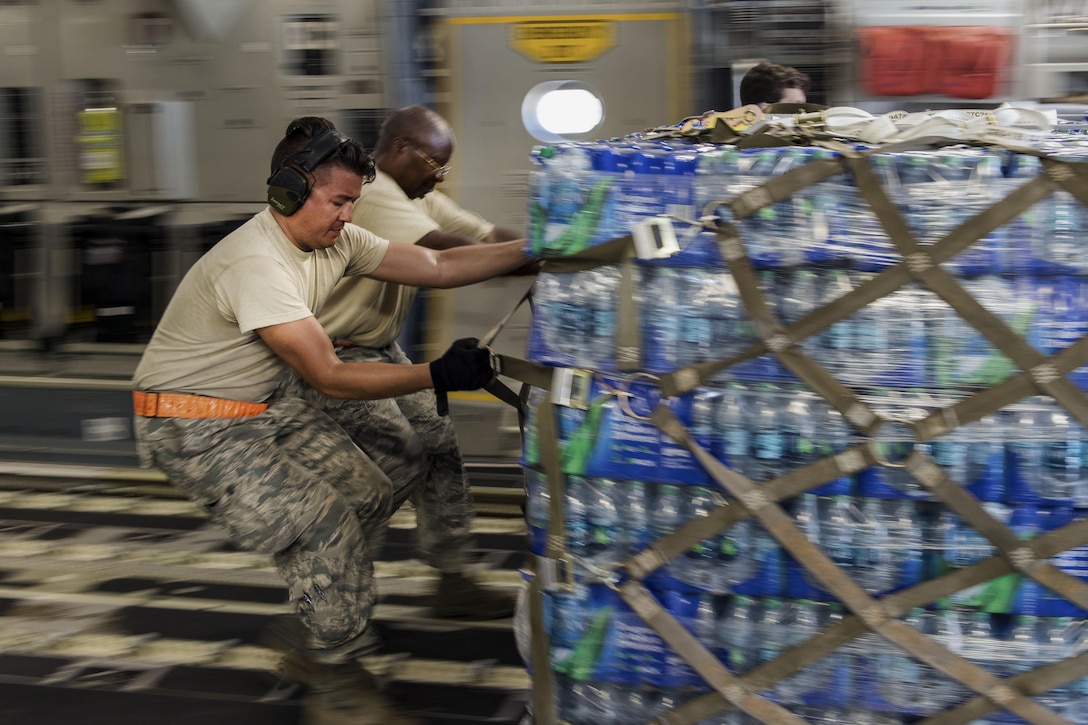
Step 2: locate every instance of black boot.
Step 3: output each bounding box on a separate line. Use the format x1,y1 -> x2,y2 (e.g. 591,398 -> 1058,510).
432,570 -> 516,620
260,615 -> 418,724
300,660 -> 422,725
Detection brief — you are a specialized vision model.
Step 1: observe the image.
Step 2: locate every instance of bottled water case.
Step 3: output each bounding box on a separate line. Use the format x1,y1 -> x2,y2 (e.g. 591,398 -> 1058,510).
518,123 -> 1088,724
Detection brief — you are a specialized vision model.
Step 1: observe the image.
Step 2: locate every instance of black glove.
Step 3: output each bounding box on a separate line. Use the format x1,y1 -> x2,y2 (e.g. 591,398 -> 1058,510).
429,337 -> 495,416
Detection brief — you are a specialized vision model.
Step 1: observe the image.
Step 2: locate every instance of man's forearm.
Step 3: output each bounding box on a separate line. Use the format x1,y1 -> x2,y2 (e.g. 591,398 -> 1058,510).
432,239 -> 530,288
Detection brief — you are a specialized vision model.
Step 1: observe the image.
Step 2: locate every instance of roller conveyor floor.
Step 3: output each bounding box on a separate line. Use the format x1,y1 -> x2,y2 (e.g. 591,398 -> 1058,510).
0,463 -> 530,725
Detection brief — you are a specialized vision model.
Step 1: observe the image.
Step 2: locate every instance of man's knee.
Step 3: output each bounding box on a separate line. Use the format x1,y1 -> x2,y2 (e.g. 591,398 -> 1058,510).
308,608 -> 365,648
294,574 -> 374,649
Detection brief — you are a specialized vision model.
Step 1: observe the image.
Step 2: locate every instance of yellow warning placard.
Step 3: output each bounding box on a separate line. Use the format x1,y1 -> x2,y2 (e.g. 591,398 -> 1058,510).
511,20 -> 615,63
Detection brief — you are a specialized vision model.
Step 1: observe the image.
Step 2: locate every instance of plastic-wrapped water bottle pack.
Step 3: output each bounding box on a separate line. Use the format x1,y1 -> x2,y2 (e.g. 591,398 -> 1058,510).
528,140 -> 1088,273
522,133 -> 1088,724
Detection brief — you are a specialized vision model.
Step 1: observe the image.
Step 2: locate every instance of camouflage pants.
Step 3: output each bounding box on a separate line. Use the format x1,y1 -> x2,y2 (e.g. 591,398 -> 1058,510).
133,396 -> 392,664
281,342 -> 473,574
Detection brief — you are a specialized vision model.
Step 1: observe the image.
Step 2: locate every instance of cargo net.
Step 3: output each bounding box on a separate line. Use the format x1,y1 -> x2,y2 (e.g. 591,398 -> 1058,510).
502,131 -> 1088,725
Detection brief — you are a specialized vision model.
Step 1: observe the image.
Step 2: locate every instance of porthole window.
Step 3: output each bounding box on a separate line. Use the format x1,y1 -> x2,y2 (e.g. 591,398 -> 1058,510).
522,81 -> 604,143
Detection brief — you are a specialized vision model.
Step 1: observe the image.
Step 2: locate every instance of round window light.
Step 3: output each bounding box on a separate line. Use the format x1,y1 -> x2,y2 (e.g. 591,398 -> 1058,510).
522,81 -> 604,143
536,89 -> 602,135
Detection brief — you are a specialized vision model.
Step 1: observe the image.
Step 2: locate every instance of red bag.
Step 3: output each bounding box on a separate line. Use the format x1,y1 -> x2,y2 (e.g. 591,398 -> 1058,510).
930,26 -> 1014,99
858,26 -> 933,96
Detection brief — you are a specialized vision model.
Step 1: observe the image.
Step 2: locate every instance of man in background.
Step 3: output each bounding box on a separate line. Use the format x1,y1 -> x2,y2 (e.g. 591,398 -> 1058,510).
316,105 -> 531,620
740,61 -> 811,107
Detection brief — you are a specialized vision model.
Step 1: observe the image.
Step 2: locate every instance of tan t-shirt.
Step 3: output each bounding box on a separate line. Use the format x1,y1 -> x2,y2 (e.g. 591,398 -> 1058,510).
133,208 -> 389,402
317,169 -> 493,347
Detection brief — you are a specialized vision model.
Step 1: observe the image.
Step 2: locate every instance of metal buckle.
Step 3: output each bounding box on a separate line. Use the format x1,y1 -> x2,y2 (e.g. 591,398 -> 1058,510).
632,216 -> 680,260
551,368 -> 592,409
538,554 -> 576,592
485,345 -> 502,376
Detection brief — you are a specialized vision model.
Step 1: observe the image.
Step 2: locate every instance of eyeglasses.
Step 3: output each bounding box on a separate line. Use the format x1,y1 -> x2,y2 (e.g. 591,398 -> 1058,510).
410,145 -> 451,180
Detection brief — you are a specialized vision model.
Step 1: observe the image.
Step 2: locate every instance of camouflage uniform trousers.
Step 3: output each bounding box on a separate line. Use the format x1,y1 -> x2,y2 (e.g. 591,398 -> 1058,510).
279,342 -> 474,574
134,395 -> 400,664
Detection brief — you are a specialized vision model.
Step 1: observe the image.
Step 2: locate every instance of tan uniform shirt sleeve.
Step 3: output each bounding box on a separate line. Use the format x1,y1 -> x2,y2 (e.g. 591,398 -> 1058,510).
319,171 -> 494,346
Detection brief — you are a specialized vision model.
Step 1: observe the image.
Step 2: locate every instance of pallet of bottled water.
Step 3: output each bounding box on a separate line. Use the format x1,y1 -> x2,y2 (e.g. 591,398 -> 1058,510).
520,128 -> 1088,724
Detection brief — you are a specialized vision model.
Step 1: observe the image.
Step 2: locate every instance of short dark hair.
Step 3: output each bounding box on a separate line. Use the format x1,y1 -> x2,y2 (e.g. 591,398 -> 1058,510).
739,62 -> 811,106
270,116 -> 374,183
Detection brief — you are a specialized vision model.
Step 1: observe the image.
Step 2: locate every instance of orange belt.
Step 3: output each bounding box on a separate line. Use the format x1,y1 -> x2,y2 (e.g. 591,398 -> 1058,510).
133,391 -> 269,419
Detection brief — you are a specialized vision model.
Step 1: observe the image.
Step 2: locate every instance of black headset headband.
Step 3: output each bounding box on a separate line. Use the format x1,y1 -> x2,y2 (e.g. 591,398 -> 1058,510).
287,129 -> 349,175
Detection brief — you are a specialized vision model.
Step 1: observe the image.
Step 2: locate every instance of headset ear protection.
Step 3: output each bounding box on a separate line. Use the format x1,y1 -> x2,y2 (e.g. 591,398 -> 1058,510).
267,129 -> 349,216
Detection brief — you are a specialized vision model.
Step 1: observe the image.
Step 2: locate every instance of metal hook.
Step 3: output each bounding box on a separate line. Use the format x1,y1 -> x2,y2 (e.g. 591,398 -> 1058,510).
868,415 -> 920,469
617,372 -> 663,422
